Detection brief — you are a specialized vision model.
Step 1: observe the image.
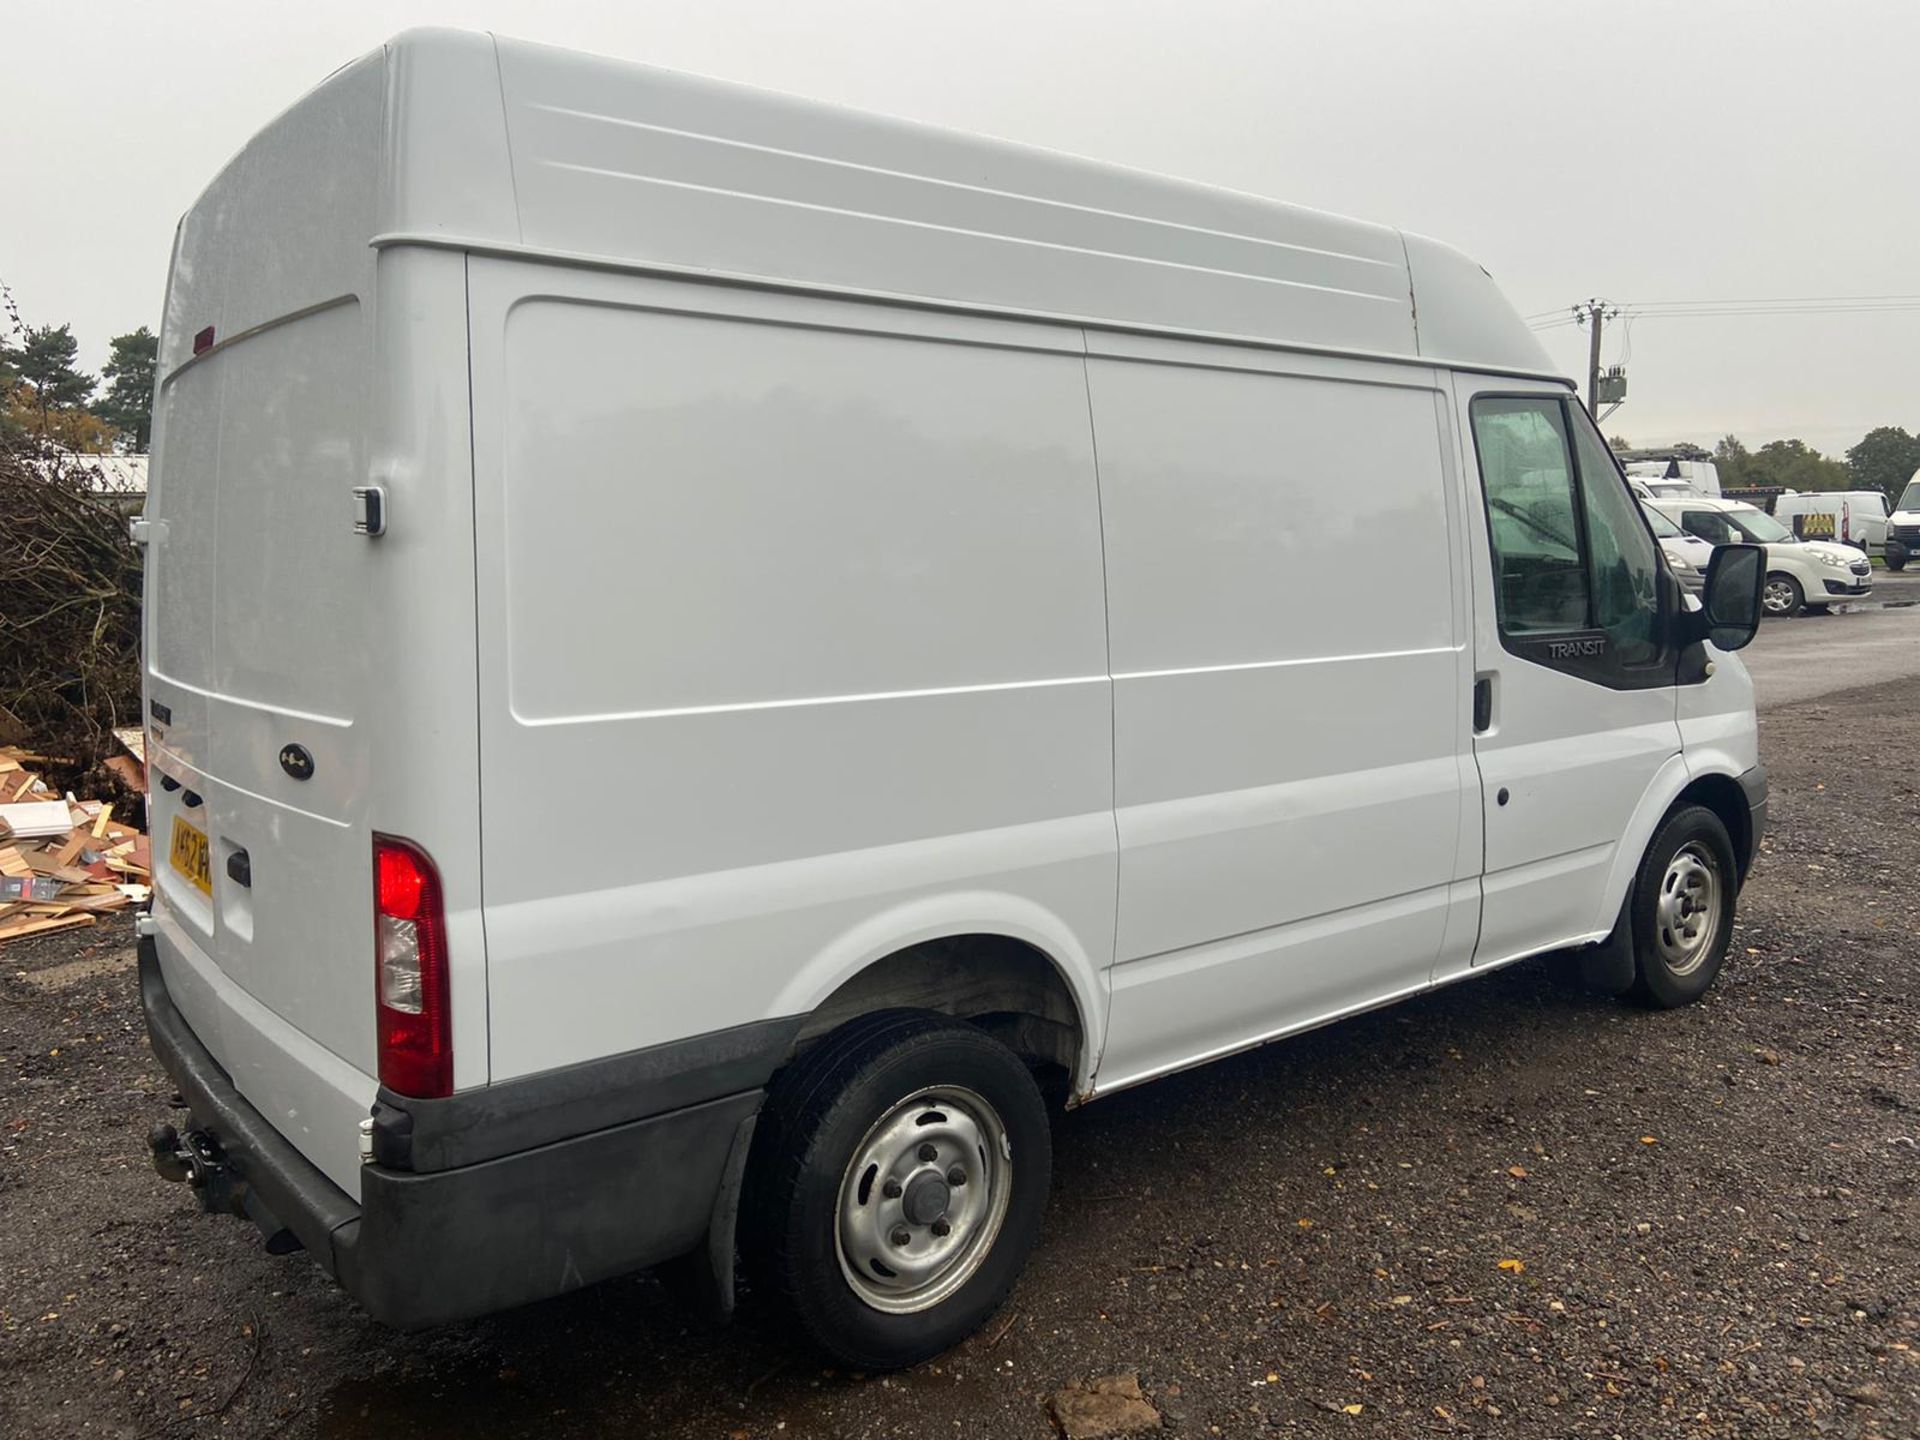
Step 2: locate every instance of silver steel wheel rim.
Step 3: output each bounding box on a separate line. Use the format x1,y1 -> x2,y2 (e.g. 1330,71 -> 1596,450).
834,1085 -> 1012,1315
1762,578 -> 1795,613
1655,841 -> 1722,976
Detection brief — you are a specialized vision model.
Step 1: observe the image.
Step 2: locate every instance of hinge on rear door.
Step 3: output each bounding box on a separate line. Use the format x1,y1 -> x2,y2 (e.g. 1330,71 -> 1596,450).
351,486 -> 387,537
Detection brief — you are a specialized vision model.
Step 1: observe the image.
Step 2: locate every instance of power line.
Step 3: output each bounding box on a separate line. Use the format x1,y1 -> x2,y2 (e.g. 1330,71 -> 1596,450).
1527,295 -> 1920,331
1527,300 -> 1920,331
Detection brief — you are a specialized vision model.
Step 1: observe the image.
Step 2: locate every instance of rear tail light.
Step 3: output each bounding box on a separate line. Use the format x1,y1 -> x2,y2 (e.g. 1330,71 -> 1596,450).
373,834 -> 451,1098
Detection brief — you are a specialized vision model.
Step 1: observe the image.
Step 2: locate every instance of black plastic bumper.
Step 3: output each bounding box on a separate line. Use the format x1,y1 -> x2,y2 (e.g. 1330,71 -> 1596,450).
139,939 -> 765,1328
1738,764 -> 1768,878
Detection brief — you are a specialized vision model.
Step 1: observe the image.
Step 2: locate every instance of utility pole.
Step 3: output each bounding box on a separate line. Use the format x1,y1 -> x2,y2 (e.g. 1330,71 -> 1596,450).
1572,298 -> 1621,413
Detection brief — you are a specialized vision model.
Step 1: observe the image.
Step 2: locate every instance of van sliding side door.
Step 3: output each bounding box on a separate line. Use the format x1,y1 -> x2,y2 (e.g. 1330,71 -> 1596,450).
1451,377 -> 1683,969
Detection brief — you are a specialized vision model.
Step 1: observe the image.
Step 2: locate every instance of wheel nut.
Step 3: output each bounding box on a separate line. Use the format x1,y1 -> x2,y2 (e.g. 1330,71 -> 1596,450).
890,1226 -> 912,1247
931,1218 -> 951,1238
882,1178 -> 902,1200
918,1143 -> 938,1163
947,1166 -> 967,1187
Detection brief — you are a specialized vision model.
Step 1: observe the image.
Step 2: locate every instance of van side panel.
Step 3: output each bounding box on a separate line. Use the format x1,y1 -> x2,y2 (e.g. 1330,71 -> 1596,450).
1088,340 -> 1474,1087
467,261 -> 1116,1083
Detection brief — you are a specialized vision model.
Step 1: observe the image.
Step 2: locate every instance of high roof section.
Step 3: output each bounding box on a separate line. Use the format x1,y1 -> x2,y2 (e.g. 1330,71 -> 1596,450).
171,29 -> 1561,381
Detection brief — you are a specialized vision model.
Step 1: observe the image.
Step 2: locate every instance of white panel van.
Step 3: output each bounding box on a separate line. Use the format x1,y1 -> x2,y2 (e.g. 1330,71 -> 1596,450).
1890,470 -> 1920,570
137,30 -> 1771,1369
1771,489 -> 1890,555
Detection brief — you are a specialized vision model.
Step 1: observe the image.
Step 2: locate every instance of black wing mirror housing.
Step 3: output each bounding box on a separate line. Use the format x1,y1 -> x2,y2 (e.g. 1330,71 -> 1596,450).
1686,543 -> 1766,651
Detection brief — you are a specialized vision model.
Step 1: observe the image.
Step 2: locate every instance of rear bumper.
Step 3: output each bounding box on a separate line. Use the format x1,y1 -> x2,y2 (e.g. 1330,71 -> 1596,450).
139,939 -> 764,1328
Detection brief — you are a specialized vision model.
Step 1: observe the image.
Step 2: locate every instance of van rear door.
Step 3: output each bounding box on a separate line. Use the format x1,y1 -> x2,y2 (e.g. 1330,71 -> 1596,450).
147,300 -> 377,1073
143,52 -> 399,1194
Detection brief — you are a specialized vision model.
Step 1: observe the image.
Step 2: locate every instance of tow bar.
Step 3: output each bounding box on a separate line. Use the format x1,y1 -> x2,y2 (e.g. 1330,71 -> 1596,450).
147,1121 -> 303,1255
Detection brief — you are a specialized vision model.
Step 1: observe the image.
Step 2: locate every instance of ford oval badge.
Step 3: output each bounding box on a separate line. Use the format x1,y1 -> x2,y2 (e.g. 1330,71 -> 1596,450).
279,743 -> 315,781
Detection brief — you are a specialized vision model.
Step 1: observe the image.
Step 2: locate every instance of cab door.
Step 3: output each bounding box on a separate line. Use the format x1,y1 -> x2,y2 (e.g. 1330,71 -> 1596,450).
1452,380 -> 1681,968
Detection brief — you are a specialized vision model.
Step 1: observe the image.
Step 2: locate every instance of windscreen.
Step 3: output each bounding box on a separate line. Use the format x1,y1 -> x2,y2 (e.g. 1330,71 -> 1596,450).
1643,506 -> 1682,538
1899,481 -> 1920,512
1726,507 -> 1793,544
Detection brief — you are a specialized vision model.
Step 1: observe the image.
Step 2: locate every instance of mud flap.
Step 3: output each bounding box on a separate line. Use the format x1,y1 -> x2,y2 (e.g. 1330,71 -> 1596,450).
1579,893 -> 1638,996
657,1112 -> 758,1326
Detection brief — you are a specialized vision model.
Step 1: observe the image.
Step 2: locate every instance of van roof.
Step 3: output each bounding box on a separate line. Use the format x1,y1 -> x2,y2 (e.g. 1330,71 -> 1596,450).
170,28 -> 1561,384
1650,496 -> 1752,513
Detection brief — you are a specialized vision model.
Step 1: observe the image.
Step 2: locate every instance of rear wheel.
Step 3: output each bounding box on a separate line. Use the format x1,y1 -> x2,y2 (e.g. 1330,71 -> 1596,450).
743,1011 -> 1052,1370
1762,571 -> 1804,617
1626,805 -> 1738,1009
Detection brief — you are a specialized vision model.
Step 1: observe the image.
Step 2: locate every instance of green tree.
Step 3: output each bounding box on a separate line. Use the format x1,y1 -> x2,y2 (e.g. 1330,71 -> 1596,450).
1713,434 -> 1849,492
11,324 -> 95,422
93,325 -> 157,451
1844,426 -> 1920,500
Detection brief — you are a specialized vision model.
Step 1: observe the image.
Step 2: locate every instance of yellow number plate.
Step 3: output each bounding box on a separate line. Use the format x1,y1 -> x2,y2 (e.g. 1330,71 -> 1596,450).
169,817 -> 213,897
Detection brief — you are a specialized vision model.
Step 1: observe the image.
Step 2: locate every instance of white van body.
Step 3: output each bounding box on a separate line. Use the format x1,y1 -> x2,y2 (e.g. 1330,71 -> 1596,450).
1648,496 -> 1873,616
1772,490 -> 1890,553
1888,470 -> 1920,570
1624,458 -> 1722,498
138,30 -> 1766,1342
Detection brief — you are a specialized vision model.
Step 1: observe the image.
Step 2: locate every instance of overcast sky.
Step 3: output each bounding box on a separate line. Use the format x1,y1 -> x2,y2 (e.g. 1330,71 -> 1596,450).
5,0 -> 1914,455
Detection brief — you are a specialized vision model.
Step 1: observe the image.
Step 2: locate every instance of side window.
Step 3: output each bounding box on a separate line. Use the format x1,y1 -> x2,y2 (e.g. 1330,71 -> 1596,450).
1682,509 -> 1732,545
1470,398 -> 1588,633
1568,413 -> 1661,667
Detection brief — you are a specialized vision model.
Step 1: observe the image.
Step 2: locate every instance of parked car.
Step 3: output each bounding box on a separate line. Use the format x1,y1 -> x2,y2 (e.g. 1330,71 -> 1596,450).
1772,491 -> 1890,554
1642,503 -> 1714,592
135,28 -> 1771,1370
1647,496 -> 1872,617
1886,471 -> 1920,571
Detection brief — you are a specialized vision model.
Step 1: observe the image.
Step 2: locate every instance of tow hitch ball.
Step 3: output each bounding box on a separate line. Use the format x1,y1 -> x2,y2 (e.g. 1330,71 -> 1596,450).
146,1122 -> 304,1256
147,1122 -> 222,1190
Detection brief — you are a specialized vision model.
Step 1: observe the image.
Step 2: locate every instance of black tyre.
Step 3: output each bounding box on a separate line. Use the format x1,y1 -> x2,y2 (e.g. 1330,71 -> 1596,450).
1626,805 -> 1739,1009
743,1011 -> 1052,1370
1890,555 -> 1908,572
1761,571 -> 1803,618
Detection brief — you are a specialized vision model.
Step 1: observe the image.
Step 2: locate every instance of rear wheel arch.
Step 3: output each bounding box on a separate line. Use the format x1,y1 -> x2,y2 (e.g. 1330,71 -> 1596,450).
789,934 -> 1089,1099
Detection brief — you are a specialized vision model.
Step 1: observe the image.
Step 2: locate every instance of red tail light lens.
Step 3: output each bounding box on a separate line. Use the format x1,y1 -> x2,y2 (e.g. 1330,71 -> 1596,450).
373,834 -> 451,1098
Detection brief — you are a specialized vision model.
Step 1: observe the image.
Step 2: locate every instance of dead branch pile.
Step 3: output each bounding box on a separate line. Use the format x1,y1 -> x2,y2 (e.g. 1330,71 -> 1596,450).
0,432 -> 144,779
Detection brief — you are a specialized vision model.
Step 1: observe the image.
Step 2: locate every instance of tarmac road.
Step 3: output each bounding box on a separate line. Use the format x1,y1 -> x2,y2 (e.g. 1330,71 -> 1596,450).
1739,567 -> 1920,706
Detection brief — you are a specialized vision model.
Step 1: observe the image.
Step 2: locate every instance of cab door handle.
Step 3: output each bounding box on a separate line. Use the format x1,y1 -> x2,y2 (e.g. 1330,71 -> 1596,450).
1472,674 -> 1495,734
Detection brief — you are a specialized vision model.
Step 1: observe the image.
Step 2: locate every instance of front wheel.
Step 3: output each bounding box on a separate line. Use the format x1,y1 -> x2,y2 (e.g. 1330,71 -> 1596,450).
1890,555 -> 1909,572
743,1011 -> 1052,1370
1627,805 -> 1739,1008
1762,571 -> 1804,618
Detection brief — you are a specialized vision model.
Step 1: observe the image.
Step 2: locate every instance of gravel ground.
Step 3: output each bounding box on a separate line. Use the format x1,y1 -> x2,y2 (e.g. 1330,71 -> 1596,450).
3,677 -> 1916,1439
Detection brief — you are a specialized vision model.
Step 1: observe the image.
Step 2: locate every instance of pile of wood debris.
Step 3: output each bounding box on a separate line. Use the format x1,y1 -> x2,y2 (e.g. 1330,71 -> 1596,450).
0,743 -> 150,944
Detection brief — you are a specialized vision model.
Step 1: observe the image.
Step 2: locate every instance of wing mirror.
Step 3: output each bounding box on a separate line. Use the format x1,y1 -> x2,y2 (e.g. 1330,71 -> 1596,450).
1689,543 -> 1766,651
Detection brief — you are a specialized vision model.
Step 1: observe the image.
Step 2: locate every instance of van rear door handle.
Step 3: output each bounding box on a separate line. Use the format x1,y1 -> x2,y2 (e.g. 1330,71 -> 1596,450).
1472,674 -> 1495,734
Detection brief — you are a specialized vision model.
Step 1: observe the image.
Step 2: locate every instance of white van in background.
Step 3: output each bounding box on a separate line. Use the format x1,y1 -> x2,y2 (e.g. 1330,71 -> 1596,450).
1623,455 -> 1722,498
1886,470 -> 1920,570
1642,504 -> 1715,592
136,29 -> 1771,1369
1773,491 -> 1890,554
